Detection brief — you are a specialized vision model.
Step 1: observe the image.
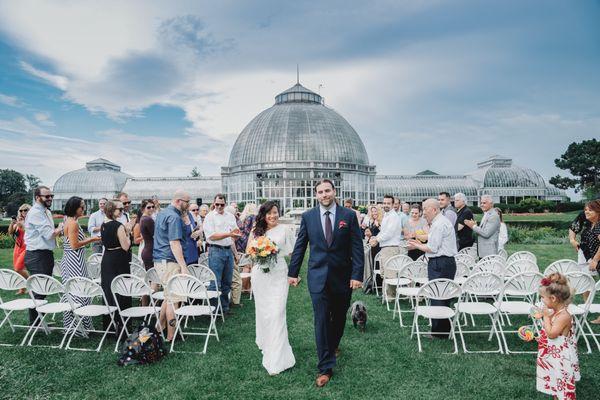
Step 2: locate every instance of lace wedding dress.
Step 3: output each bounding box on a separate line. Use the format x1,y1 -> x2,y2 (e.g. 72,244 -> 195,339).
251,224 -> 296,375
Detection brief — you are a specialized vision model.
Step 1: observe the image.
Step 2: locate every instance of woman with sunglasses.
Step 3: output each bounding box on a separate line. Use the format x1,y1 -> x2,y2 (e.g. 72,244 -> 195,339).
8,204 -> 31,294
139,199 -> 156,270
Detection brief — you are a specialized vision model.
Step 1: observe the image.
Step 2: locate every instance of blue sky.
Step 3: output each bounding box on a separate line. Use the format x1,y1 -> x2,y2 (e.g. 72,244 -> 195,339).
0,0 -> 598,196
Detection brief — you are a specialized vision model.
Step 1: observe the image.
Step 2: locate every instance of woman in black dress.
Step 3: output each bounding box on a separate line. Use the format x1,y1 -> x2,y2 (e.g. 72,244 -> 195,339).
100,200 -> 132,331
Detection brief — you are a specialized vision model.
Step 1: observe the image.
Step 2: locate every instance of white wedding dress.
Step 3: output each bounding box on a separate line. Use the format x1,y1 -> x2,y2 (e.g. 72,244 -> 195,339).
251,224 -> 296,375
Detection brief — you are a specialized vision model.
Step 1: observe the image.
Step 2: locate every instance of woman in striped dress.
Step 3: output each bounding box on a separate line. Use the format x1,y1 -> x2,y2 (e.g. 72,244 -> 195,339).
61,196 -> 101,334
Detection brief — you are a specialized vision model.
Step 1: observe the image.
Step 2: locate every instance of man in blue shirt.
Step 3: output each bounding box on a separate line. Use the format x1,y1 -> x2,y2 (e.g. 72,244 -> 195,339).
153,189 -> 191,341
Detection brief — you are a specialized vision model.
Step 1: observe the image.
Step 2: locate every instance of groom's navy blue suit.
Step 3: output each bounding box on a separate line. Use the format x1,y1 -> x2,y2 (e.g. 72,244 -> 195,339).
289,204 -> 364,374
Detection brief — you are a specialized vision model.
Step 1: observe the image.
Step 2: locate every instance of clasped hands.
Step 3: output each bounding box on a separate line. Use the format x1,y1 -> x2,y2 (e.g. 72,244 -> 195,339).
287,277 -> 362,290
463,219 -> 476,229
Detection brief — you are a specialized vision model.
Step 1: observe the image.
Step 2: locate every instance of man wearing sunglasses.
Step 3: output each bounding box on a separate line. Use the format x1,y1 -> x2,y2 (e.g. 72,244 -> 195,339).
88,197 -> 107,254
203,194 -> 241,315
23,186 -> 64,324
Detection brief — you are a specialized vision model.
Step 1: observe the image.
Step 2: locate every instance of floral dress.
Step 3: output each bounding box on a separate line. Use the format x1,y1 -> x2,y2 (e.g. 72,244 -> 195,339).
536,310 -> 580,399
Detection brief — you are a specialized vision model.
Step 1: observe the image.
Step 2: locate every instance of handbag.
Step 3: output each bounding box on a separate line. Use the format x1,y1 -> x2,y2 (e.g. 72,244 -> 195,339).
117,323 -> 166,366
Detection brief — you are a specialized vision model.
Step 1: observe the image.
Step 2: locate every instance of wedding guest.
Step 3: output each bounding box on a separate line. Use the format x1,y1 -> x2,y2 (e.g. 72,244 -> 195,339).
580,200 -> 600,324
344,198 -> 363,224
464,195 -> 500,258
139,199 -> 156,270
237,203 -> 258,293
132,207 -> 144,256
496,208 -> 509,251
404,204 -> 429,260
370,195 -> 403,299
24,186 -> 63,324
408,198 -> 457,338
393,197 -> 402,214
363,205 -> 381,270
151,197 -> 161,220
153,190 -> 191,340
87,198 -> 107,254
225,205 -> 243,307
62,196 -> 100,334
182,204 -> 200,265
454,192 -> 475,250
569,194 -> 600,266
116,192 -> 132,224
100,199 -> 132,333
393,197 -> 408,233
8,204 -> 31,294
203,194 -> 241,315
189,203 -> 200,224
438,192 -> 457,226
401,202 -> 410,216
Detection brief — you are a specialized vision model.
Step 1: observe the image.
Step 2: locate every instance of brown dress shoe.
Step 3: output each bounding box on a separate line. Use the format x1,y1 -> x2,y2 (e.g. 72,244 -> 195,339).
316,374 -> 331,387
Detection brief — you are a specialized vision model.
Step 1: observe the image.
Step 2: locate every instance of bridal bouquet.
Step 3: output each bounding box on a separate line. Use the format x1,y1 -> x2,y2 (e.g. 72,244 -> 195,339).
247,236 -> 279,273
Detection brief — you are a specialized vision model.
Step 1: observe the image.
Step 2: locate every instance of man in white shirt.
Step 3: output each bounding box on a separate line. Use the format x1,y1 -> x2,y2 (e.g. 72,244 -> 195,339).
408,198 -> 457,338
438,192 -> 457,226
88,197 -> 107,254
370,195 -> 404,298
203,194 -> 241,314
393,197 -> 409,240
24,186 -> 63,323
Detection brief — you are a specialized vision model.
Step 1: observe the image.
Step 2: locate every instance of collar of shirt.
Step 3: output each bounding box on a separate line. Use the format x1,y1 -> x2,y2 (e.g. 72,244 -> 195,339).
167,204 -> 182,216
319,204 -> 336,218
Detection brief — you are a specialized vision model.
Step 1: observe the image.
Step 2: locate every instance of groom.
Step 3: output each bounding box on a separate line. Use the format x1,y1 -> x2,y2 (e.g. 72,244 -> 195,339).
288,179 -> 364,387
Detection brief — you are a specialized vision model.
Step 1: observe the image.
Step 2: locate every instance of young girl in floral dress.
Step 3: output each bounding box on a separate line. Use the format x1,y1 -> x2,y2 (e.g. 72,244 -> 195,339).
536,273 -> 580,399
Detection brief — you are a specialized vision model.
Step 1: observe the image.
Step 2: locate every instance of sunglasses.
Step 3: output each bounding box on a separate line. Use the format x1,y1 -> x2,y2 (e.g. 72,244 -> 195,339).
19,209 -> 29,213
146,205 -> 155,210
190,209 -> 199,212
178,199 -> 190,203
116,207 -> 124,211
214,203 -> 225,207
122,201 -> 131,205
40,194 -> 54,199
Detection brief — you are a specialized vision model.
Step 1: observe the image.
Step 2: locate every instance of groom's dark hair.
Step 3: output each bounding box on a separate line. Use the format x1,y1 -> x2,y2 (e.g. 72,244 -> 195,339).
314,179 -> 335,191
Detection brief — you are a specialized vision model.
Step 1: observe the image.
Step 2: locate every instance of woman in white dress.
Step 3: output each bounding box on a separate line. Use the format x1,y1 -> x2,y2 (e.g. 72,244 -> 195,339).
248,201 -> 296,376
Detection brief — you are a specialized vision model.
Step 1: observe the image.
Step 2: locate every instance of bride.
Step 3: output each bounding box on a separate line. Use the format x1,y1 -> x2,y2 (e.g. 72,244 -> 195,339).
247,201 -> 296,375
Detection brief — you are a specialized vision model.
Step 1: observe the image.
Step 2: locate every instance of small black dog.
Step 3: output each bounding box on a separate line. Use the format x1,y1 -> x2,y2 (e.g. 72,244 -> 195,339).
351,301 -> 368,332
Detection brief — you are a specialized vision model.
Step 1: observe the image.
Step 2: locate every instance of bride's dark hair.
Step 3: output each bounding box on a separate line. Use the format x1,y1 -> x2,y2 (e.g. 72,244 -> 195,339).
253,201 -> 279,237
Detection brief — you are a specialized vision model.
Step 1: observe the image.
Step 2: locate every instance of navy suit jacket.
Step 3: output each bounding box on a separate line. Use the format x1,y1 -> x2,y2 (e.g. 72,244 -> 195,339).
288,205 -> 364,294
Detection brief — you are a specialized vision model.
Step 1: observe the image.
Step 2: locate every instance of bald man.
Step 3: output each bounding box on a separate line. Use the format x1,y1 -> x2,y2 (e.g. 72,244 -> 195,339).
408,198 -> 458,338
153,189 -> 191,340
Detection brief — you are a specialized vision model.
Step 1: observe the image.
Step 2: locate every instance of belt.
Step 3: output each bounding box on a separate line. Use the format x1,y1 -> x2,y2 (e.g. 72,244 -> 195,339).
208,243 -> 230,250
380,245 -> 401,248
105,247 -> 122,251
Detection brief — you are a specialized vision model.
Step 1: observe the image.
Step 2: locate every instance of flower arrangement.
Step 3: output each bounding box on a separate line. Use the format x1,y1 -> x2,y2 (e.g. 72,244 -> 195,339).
247,236 -> 279,273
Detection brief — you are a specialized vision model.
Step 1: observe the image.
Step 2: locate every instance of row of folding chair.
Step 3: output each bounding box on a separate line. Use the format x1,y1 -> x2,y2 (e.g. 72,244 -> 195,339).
0,269 -> 220,354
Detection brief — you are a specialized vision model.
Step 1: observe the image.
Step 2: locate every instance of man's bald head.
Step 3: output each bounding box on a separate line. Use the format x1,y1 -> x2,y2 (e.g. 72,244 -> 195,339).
172,190 -> 191,212
422,198 -> 440,223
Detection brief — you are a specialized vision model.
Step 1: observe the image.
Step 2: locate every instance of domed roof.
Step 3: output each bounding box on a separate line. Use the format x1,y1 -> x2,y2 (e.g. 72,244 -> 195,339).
228,83 -> 370,168
53,158 -> 131,194
470,155 -> 546,188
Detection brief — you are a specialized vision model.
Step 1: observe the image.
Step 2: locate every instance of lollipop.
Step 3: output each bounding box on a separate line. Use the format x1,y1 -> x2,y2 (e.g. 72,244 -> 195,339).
530,305 -> 543,320
517,325 -> 536,342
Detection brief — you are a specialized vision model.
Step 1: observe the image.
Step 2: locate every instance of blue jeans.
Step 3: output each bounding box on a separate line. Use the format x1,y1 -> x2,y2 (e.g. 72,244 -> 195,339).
208,246 -> 234,312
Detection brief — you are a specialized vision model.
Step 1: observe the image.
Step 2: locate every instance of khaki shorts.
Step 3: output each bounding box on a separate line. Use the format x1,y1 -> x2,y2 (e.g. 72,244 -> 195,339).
154,261 -> 185,302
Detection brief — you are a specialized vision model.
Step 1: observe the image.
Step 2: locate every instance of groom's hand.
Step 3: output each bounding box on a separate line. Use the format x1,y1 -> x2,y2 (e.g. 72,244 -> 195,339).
349,280 -> 362,290
288,277 -> 300,287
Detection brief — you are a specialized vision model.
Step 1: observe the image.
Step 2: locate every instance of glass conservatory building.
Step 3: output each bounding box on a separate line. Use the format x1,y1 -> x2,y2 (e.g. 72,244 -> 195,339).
221,82 -> 376,213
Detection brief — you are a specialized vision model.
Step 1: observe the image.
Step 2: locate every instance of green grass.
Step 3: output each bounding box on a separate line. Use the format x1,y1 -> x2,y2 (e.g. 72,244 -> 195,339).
0,244 -> 598,400
502,212 -> 578,223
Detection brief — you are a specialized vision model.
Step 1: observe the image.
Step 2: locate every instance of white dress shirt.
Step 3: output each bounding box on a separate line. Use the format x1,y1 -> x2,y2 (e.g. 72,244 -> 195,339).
498,223 -> 508,250
203,210 -> 238,246
319,204 -> 336,239
396,210 -> 408,239
376,210 -> 403,247
24,203 -> 56,251
87,209 -> 106,237
117,212 -> 130,225
425,213 -> 458,258
441,207 -> 457,226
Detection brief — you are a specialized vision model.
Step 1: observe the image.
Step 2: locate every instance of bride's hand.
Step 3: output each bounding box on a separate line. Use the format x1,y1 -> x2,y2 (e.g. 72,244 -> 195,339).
288,277 -> 300,287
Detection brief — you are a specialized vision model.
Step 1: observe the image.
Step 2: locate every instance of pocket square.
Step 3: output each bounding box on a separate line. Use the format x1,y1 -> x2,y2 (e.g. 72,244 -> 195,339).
338,220 -> 348,229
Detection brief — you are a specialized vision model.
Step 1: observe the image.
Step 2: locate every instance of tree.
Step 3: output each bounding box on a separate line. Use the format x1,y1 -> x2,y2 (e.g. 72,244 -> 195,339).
549,139 -> 600,198
190,167 -> 201,177
0,169 -> 27,210
25,174 -> 41,193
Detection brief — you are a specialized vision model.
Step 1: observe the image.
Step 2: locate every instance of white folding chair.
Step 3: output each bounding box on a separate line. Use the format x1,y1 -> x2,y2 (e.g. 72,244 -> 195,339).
0,270 -> 47,346
87,253 -> 103,265
198,252 -> 209,266
62,277 -> 118,352
129,262 -> 147,280
166,274 -> 219,354
382,255 -> 413,309
479,254 -> 506,265
87,258 -> 102,284
565,272 -> 598,354
455,253 -> 476,270
186,264 -> 224,321
22,275 -> 73,348
372,252 -> 383,297
52,260 -> 62,279
111,274 -> 163,352
493,271 -> 542,354
238,254 -> 253,300
506,251 -> 537,266
411,279 -> 462,353
505,259 -> 539,278
544,259 -> 579,276
472,258 -> 505,277
453,260 -> 471,285
394,260 -> 428,327
585,280 -> 600,352
145,267 -> 165,302
459,246 -> 478,261
453,272 -> 504,353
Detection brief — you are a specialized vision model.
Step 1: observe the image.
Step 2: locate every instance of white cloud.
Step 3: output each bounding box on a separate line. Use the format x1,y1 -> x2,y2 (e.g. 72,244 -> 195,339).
20,61 -> 69,90
33,112 -> 55,127
0,93 -> 23,107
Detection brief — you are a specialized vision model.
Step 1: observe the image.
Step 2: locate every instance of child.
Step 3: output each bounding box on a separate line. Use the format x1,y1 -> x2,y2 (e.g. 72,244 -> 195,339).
536,273 -> 580,399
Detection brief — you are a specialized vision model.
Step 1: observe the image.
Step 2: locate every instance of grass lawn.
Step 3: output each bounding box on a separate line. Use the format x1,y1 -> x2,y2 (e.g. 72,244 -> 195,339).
0,244 -> 598,400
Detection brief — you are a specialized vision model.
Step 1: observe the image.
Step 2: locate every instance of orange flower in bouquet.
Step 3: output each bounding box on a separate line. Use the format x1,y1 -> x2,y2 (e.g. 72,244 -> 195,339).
247,236 -> 279,273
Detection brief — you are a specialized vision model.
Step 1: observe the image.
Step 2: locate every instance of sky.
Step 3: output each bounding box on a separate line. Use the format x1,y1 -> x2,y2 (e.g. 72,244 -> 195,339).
0,0 -> 598,196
